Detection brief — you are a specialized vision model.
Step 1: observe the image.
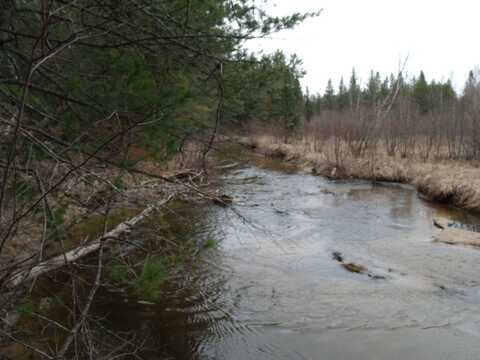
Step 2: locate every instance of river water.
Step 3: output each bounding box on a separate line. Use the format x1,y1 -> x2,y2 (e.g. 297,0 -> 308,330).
88,153 -> 480,360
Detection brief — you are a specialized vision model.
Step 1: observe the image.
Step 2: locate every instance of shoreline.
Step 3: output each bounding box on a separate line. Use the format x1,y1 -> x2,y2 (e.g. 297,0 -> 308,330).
0,151 -> 225,274
236,135 -> 480,214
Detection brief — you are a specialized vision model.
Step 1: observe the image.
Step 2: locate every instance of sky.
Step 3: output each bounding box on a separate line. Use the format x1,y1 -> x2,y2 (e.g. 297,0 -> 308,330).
246,0 -> 480,94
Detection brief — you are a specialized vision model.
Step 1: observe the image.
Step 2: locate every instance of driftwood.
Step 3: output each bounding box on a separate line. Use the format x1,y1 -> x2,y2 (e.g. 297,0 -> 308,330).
5,195 -> 174,289
433,218 -> 480,247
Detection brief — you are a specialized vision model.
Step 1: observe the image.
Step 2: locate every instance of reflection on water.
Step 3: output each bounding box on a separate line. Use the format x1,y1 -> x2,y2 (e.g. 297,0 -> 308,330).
10,153 -> 480,360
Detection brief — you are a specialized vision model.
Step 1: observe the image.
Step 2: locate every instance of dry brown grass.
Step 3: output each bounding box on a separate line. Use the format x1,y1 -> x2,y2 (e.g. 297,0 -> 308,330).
237,134 -> 480,212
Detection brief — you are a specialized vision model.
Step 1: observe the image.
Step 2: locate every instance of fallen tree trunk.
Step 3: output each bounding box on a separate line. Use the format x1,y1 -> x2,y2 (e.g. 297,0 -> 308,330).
5,195 -> 174,289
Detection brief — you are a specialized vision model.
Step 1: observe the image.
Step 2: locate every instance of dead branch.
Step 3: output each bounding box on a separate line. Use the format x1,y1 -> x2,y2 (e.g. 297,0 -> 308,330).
5,194 -> 174,289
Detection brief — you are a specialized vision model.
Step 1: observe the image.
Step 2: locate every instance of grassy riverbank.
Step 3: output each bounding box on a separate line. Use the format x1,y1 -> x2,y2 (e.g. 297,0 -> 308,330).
238,135 -> 480,212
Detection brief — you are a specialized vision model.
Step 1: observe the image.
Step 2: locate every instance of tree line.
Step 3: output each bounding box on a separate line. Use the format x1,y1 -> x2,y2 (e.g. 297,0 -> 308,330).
302,68 -> 480,161
305,69 -> 459,117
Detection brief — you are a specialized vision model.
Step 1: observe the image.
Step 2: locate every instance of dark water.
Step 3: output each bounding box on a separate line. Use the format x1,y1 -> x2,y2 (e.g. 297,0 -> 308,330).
8,154 -> 480,359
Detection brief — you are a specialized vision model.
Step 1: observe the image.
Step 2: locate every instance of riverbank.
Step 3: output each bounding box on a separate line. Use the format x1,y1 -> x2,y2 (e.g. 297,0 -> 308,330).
1,162 -> 197,265
0,142 -> 228,281
237,135 -> 480,212
0,152 -> 225,355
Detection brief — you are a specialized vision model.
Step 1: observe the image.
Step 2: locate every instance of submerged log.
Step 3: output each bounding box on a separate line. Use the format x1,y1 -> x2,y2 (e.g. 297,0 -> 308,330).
342,262 -> 366,274
5,195 -> 174,289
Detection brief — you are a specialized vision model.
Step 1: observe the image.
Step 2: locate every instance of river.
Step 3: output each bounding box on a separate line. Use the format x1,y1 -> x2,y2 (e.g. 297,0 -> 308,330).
9,153 -> 480,359
87,152 -> 480,360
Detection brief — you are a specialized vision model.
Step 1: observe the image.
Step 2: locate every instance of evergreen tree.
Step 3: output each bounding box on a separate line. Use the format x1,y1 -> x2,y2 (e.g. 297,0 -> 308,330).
337,77 -> 349,110
304,87 -> 314,122
461,70 -> 479,110
364,70 -> 381,105
324,79 -> 336,110
380,76 -> 390,100
413,71 -> 431,114
224,50 -> 306,130
349,68 -> 361,108
443,80 -> 456,103
464,70 -> 477,97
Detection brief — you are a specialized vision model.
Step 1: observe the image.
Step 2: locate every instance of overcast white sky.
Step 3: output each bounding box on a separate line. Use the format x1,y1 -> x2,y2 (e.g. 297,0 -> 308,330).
246,0 -> 480,94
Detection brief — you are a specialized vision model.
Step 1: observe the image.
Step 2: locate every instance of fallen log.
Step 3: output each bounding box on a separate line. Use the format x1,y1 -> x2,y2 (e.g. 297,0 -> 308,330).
5,195 -> 174,289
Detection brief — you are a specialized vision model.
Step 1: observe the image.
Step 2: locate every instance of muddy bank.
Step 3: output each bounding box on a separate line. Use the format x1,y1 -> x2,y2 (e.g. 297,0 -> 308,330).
237,135 -> 480,213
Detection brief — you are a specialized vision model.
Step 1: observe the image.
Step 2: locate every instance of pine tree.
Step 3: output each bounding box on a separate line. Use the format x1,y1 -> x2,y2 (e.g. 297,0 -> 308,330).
324,79 -> 336,110
413,71 -> 431,114
464,70 -> 477,97
443,80 -> 456,103
337,77 -> 349,110
364,70 -> 381,106
349,68 -> 361,108
461,70 -> 479,111
304,87 -> 314,122
380,76 -> 390,100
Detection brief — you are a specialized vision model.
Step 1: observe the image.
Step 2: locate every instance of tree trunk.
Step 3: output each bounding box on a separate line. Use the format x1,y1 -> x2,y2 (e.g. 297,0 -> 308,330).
5,195 -> 174,288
